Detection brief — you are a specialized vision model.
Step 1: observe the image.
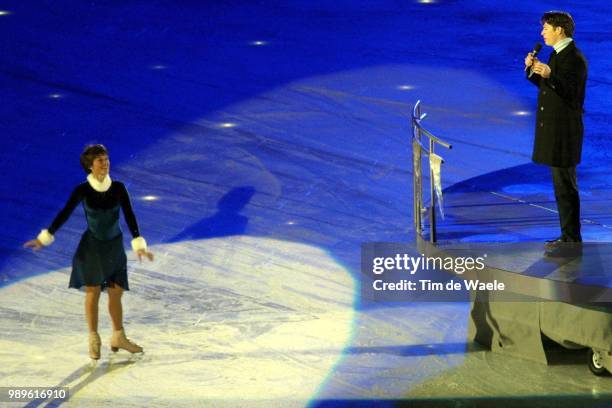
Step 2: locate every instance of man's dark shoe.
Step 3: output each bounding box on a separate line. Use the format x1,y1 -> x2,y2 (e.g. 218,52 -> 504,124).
544,242 -> 583,258
544,238 -> 564,251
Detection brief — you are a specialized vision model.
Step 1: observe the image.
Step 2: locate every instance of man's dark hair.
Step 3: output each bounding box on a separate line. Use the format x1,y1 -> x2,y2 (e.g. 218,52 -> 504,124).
541,11 -> 575,38
80,144 -> 108,173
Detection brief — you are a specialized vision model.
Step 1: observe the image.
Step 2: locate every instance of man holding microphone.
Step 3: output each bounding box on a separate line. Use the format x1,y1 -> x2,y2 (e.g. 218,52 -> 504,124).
524,11 -> 588,255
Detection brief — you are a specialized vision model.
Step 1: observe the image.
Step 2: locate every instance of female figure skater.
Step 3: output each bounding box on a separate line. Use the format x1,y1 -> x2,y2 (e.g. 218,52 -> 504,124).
24,144 -> 154,360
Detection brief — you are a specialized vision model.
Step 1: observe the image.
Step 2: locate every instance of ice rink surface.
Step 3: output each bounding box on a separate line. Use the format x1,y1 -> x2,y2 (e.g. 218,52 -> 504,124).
2,1 -> 612,406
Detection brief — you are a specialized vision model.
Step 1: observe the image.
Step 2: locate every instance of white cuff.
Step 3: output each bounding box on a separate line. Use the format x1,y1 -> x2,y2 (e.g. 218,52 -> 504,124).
131,236 -> 147,252
37,229 -> 55,246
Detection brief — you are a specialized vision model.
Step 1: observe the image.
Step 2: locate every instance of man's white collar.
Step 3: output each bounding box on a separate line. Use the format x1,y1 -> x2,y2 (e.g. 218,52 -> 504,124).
553,37 -> 573,54
87,173 -> 112,192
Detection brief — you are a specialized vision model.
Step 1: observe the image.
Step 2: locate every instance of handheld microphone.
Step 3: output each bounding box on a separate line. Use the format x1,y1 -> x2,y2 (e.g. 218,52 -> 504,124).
525,42 -> 542,74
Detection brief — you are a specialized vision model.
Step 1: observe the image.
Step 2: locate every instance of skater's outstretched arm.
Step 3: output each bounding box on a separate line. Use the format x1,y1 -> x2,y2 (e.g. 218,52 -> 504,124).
24,185 -> 84,251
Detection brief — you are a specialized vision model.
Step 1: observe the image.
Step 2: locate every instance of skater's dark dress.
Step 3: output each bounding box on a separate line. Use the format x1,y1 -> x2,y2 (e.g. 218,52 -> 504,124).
47,176 -> 141,290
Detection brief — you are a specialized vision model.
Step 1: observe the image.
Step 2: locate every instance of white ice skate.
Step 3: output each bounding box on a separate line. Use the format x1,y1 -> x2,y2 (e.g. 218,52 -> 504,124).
89,331 -> 101,361
110,328 -> 143,354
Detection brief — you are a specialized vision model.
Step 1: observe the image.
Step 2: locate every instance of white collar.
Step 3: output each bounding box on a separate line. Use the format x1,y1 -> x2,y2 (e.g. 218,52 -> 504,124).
87,173 -> 112,192
553,37 -> 573,54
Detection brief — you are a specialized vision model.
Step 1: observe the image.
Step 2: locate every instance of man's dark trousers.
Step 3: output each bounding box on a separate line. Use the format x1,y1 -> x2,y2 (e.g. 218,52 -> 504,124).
551,166 -> 581,242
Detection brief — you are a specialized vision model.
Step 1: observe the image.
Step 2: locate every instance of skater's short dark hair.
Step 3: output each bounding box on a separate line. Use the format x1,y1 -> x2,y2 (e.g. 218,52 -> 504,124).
541,11 -> 575,37
80,144 -> 109,173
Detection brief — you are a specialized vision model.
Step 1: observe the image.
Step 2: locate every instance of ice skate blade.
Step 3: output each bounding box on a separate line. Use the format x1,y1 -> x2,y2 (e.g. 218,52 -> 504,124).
111,346 -> 144,354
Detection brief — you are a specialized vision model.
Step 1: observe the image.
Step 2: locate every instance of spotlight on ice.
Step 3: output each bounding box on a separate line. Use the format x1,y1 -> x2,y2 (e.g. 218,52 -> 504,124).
142,195 -> 159,201
219,122 -> 237,128
397,85 -> 415,91
48,94 -> 63,99
512,111 -> 530,116
251,41 -> 268,46
0,11 -> 11,16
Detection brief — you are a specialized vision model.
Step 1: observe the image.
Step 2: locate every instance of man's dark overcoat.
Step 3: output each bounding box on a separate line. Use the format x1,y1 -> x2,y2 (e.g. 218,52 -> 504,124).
528,41 -> 587,167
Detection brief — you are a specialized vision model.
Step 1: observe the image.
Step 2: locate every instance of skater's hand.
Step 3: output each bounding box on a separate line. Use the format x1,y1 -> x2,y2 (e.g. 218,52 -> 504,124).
137,249 -> 154,262
24,239 -> 43,251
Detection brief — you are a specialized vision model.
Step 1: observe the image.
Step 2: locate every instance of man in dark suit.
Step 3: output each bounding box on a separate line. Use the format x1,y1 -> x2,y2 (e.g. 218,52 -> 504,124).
524,11 -> 587,254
